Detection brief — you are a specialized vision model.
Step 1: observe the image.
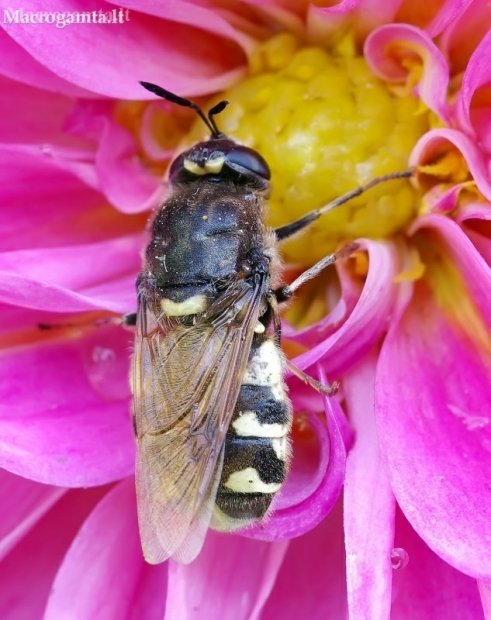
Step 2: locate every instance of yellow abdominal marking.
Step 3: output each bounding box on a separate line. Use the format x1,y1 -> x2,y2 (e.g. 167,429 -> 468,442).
232,410 -> 287,438
160,295 -> 208,316
224,468 -> 282,493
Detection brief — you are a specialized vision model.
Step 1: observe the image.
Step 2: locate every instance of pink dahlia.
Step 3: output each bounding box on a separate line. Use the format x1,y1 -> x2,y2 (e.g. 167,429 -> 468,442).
1,0 -> 491,617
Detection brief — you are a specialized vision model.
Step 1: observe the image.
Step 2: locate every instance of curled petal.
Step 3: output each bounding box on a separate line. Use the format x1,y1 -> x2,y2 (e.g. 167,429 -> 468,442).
421,181 -> 476,215
365,24 -> 450,124
0,469 -> 65,561
410,128 -> 491,201
1,0 -> 246,98
454,29 -> 491,153
457,202 -> 491,267
439,0 -> 491,74
0,324 -> 135,486
46,479 -> 167,619
290,239 -> 399,376
343,353 -> 395,620
243,367 -> 346,541
166,533 -> 287,620
376,215 -> 491,579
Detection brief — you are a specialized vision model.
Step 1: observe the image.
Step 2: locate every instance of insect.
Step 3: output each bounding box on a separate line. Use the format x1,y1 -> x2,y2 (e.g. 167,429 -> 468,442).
132,80 -> 412,564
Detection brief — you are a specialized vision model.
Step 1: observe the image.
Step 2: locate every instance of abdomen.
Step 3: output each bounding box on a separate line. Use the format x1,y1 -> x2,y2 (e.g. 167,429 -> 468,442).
212,337 -> 293,531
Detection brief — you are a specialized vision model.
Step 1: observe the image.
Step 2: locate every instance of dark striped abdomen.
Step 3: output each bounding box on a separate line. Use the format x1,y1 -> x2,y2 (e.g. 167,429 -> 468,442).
212,337 -> 293,531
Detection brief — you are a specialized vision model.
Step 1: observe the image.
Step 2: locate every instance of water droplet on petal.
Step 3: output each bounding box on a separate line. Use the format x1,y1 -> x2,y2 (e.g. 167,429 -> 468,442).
391,547 -> 409,570
81,328 -> 131,402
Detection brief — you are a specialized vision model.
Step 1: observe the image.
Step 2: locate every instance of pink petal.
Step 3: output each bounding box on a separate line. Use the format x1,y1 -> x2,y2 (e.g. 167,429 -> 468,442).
241,0 -> 305,38
243,368 -> 346,541
421,181 -> 474,214
478,581 -> 491,619
454,29 -> 491,152
393,0 -> 473,36
95,110 -> 161,213
439,0 -> 491,75
166,532 -> 287,620
0,145 -> 147,251
2,0 -> 246,98
111,0 -> 254,53
365,24 -> 451,124
458,203 -> 491,267
1,141 -> 99,201
307,0 -> 406,45
391,509 -> 485,619
376,215 -> 491,579
343,352 -> 396,620
65,100 -> 163,213
261,499 -> 348,620
0,75 -> 80,145
0,324 -> 135,486
290,239 -> 399,376
0,27 -> 98,97
415,0 -> 474,38
0,234 -> 142,313
0,469 -> 65,561
0,271 -> 136,315
46,479 -> 167,620
0,145 -> 97,250
0,486 -> 108,619
410,128 -> 491,201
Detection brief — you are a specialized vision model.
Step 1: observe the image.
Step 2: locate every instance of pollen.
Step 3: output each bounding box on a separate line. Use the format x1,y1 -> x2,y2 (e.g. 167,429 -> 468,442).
211,33 -> 429,265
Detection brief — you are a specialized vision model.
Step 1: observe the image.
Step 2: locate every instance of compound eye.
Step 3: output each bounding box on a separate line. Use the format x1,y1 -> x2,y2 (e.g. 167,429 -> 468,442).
226,146 -> 271,180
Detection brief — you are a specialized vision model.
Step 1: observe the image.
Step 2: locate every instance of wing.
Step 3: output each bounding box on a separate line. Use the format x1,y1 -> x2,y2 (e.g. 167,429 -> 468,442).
132,279 -> 265,564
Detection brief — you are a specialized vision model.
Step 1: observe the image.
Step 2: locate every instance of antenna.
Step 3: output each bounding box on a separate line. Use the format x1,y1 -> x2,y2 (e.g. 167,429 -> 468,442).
139,81 -> 228,138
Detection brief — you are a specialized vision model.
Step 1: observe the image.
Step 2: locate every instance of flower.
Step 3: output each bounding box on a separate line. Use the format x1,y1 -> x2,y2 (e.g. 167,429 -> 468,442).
1,0 -> 491,618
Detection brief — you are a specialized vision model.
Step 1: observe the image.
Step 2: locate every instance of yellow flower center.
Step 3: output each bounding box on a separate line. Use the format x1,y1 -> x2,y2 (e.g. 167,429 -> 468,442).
200,33 -> 429,265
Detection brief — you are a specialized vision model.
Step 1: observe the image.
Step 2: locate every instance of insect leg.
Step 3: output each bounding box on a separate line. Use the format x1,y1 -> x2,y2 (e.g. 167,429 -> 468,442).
274,242 -> 359,303
274,169 -> 413,241
286,360 -> 339,395
38,313 -> 136,331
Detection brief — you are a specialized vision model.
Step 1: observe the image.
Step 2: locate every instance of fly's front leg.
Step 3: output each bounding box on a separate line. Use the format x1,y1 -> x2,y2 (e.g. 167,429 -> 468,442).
274,242 -> 359,303
274,169 -> 413,241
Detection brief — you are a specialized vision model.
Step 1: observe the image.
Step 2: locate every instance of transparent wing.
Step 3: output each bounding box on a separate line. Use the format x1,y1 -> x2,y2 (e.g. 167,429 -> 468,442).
132,280 -> 264,564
